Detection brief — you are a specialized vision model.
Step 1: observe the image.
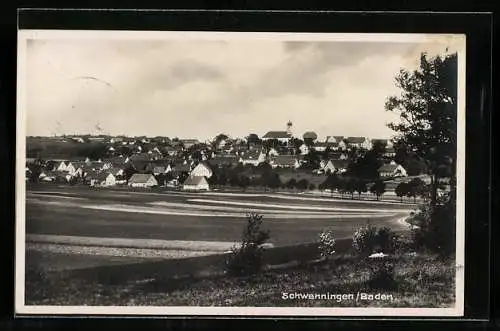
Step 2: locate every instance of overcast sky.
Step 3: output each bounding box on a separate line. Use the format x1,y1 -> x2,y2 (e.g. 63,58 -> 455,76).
24,34 -> 458,141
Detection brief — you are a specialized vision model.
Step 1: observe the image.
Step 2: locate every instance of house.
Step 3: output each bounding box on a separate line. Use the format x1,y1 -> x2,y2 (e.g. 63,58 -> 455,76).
190,162 -> 214,179
88,172 -> 117,187
313,142 -> 330,152
320,159 -> 344,174
161,146 -> 178,157
270,155 -> 300,169
384,146 -> 396,157
128,173 -> 158,188
207,156 -> 238,169
303,131 -> 318,142
180,139 -> 199,149
325,136 -> 344,144
377,162 -> 408,178
55,161 -> 71,172
239,150 -> 266,166
152,166 -> 167,176
268,148 -> 280,157
346,137 -> 372,150
38,171 -> 58,182
182,175 -> 210,191
299,144 -> 310,155
262,131 -> 292,143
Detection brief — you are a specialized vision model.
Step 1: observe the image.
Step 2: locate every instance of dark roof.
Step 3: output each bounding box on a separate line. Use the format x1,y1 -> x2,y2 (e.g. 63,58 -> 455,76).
173,163 -> 191,172
272,155 -> 297,166
241,150 -> 261,160
378,164 -> 400,172
346,137 -> 367,144
329,159 -> 349,168
371,139 -> 388,145
183,175 -> 208,186
303,131 -> 318,140
128,173 -> 156,183
262,131 -> 292,139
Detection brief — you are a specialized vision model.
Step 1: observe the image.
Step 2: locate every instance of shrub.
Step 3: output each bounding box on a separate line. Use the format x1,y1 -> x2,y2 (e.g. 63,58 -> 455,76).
226,213 -> 271,276
353,224 -> 399,256
410,192 -> 456,256
318,229 -> 336,258
366,260 -> 396,290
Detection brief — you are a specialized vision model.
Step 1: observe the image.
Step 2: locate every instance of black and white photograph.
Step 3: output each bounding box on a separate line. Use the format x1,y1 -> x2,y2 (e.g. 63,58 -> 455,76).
16,30 -> 465,316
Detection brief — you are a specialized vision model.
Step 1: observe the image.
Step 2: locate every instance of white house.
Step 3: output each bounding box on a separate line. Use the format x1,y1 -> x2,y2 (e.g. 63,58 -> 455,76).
89,172 -> 117,187
270,155 -> 300,169
128,173 -> 158,188
268,148 -> 280,157
262,131 -> 292,144
239,151 -> 266,166
346,137 -> 372,150
377,162 -> 408,178
55,161 -> 70,172
190,162 -> 214,179
183,175 -> 210,191
299,144 -> 310,155
313,142 -> 329,152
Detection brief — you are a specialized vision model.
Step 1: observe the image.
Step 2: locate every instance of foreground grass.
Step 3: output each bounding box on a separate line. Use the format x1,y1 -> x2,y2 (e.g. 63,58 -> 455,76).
26,252 -> 455,307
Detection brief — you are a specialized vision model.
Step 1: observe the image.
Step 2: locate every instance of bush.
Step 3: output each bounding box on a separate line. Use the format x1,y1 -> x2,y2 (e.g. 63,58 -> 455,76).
410,192 -> 455,256
352,224 -> 399,256
226,213 -> 271,276
366,260 -> 396,290
318,229 -> 336,258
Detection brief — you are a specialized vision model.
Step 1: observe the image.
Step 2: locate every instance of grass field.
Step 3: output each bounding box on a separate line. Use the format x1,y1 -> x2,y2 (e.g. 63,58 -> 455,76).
25,250 -> 455,307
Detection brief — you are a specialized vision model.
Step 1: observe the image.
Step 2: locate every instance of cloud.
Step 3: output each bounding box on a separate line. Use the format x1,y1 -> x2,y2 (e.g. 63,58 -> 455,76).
24,36 -> 460,140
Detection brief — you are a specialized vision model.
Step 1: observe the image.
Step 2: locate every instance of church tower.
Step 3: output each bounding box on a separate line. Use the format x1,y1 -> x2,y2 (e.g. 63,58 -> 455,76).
286,120 -> 293,136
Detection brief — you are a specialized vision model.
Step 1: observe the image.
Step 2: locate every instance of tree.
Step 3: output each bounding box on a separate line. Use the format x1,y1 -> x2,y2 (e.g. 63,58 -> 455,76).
370,180 -> 387,201
239,175 -> 251,191
229,174 -> 241,187
302,150 -> 321,170
344,177 -> 356,199
308,183 -> 316,190
286,178 -> 297,190
371,140 -> 387,157
264,172 -> 282,190
385,52 -> 457,207
354,179 -> 368,199
247,133 -> 261,146
407,177 -> 428,203
395,182 -> 409,202
296,179 -> 309,190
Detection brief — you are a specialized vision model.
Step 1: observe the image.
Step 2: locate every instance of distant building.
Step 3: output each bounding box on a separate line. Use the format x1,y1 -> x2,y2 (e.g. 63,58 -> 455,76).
262,131 -> 292,143
180,139 -> 200,149
88,172 -> 116,187
299,144 -> 310,155
346,137 -> 372,150
239,150 -> 266,166
190,162 -> 214,179
183,175 -> 210,191
269,155 -> 300,169
128,173 -> 158,188
378,162 -> 408,178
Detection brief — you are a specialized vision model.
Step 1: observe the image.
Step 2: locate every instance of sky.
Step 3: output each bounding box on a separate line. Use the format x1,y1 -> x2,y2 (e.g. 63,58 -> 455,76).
23,32 -> 461,142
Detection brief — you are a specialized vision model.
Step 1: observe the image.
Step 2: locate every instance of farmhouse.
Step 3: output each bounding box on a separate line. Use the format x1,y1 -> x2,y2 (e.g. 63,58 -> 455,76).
190,162 -> 214,179
182,175 -> 210,191
378,162 -> 408,178
313,142 -> 330,152
180,139 -> 200,149
346,137 -> 372,150
239,150 -> 266,166
325,135 -> 344,144
207,156 -> 239,168
39,171 -> 58,182
262,131 -> 292,143
270,155 -> 300,169
299,144 -> 310,155
128,173 -> 158,188
87,172 -> 117,187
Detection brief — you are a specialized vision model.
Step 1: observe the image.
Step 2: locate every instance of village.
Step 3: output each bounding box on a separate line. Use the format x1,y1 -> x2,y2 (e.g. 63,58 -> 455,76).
25,121 -> 428,201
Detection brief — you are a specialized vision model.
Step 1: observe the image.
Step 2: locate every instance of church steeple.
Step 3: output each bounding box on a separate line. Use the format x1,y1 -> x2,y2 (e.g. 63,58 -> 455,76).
286,120 -> 293,135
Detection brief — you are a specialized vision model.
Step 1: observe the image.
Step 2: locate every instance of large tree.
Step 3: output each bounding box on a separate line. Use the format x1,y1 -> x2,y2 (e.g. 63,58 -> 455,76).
385,52 -> 457,207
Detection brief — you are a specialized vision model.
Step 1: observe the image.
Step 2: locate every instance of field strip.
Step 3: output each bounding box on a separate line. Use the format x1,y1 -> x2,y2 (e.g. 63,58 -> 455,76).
27,194 -> 87,200
26,242 -> 223,259
26,234 -> 240,251
27,191 -> 79,196
78,204 -> 398,219
187,199 -> 413,213
148,201 -> 375,215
